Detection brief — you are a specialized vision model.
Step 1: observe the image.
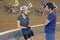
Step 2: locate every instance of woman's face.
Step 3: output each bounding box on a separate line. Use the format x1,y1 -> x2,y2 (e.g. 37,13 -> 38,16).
24,8 -> 29,14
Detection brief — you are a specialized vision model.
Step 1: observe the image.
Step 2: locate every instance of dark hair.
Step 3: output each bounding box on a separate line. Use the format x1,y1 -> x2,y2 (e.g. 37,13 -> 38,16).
46,2 -> 55,10
21,10 -> 25,13
21,10 -> 27,16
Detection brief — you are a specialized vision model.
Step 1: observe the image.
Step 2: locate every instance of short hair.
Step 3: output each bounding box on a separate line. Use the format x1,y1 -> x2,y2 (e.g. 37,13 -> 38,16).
46,2 -> 55,10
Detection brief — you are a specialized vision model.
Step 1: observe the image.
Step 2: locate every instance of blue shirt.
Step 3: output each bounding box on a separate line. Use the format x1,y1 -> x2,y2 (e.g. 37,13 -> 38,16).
17,15 -> 29,27
0,0 -> 2,1
45,12 -> 56,33
17,15 -> 32,34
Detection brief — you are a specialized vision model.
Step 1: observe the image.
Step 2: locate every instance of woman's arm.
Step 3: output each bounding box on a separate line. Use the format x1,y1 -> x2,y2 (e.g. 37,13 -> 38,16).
28,20 -> 31,26
17,20 -> 21,28
27,20 -> 31,29
17,20 -> 27,29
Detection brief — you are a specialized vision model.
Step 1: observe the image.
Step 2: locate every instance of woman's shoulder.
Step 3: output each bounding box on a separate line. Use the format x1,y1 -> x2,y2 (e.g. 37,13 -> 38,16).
17,15 -> 22,20
18,15 -> 22,17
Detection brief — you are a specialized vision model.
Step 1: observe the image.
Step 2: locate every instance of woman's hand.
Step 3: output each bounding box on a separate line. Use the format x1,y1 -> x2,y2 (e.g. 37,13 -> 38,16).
21,26 -> 27,29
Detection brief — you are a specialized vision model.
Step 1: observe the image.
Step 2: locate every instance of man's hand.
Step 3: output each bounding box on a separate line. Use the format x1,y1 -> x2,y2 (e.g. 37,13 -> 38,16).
44,19 -> 50,26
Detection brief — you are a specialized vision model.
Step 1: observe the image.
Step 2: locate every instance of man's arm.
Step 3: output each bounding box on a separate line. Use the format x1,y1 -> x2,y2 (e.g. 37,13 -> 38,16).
44,14 -> 54,26
44,19 -> 50,26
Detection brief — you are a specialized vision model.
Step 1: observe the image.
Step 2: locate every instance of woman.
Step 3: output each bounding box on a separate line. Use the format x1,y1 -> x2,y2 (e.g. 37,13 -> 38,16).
0,0 -> 2,3
17,6 -> 34,40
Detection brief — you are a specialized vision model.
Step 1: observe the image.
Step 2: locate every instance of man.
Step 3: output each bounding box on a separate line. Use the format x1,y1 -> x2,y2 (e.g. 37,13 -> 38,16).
44,2 -> 57,40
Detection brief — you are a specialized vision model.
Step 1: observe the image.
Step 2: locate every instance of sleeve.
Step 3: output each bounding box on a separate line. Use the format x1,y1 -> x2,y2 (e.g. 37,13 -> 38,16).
48,14 -> 54,22
27,17 -> 30,25
17,16 -> 20,20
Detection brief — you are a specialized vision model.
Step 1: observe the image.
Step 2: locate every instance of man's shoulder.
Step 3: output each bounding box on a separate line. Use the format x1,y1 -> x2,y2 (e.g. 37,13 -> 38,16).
50,12 -> 56,17
52,12 -> 56,15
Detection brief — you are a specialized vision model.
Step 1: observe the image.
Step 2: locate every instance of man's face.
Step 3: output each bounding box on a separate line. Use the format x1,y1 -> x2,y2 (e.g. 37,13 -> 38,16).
45,6 -> 50,12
